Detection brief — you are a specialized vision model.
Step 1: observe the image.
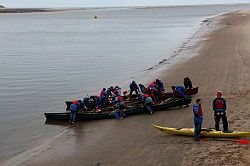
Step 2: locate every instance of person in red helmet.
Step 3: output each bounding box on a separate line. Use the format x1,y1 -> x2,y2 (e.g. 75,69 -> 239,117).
70,100 -> 79,123
143,94 -> 154,114
212,91 -> 228,131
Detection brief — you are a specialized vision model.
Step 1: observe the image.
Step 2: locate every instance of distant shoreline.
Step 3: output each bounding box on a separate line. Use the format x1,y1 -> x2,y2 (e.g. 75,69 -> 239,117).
0,8 -> 70,13
1,3 -> 250,13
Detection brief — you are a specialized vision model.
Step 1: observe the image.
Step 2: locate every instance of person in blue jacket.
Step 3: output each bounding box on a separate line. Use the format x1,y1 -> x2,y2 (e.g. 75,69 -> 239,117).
193,98 -> 203,141
143,94 -> 154,114
70,100 -> 79,123
212,91 -> 228,131
171,86 -> 187,99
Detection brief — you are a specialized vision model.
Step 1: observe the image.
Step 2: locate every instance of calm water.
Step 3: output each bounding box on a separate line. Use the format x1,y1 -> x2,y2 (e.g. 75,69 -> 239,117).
1,4 -> 250,162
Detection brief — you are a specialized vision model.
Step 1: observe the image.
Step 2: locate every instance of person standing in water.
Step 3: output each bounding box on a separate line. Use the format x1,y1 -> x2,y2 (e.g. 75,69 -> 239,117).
70,100 -> 79,124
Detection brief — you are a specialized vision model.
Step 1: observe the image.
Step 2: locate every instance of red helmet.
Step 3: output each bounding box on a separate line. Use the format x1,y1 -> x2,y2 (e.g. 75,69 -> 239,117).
113,90 -> 118,95
73,100 -> 78,105
216,91 -> 222,97
149,83 -> 155,87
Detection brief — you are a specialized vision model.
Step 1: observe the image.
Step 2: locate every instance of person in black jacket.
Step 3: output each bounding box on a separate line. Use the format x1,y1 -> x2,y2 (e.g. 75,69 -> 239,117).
212,91 -> 228,131
184,77 -> 193,89
129,81 -> 139,95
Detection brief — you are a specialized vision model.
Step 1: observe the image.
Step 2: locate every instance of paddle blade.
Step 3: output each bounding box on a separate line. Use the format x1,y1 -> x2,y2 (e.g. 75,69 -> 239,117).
237,140 -> 249,145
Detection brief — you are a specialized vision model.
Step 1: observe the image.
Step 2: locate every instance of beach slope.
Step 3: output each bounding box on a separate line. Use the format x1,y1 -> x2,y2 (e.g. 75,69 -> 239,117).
162,10 -> 250,166
3,10 -> 250,166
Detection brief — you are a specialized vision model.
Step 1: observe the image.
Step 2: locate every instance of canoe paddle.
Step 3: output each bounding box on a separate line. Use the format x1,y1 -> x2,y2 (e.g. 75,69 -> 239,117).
201,138 -> 249,145
214,139 -> 249,145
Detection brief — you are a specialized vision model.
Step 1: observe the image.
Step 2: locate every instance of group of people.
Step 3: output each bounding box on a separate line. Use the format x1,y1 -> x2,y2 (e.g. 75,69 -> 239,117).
69,78 -> 167,123
193,91 -> 228,141
69,76 -> 230,142
69,77 -> 193,123
129,79 -> 165,114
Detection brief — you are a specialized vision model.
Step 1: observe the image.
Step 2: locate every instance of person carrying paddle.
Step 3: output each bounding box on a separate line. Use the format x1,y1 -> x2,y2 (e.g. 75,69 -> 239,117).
213,91 -> 228,132
193,98 -> 203,141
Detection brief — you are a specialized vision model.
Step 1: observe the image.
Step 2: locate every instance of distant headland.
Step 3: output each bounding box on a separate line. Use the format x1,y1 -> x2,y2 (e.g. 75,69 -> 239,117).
0,5 -> 69,13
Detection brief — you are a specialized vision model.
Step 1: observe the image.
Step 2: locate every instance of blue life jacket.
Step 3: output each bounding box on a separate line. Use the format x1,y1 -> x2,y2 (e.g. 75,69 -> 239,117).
145,96 -> 153,104
70,103 -> 78,112
176,86 -> 186,97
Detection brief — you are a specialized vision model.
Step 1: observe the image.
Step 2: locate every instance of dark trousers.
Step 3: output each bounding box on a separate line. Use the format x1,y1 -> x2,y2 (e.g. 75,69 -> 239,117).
70,112 -> 77,122
194,119 -> 202,139
214,113 -> 228,131
145,103 -> 153,114
130,89 -> 139,95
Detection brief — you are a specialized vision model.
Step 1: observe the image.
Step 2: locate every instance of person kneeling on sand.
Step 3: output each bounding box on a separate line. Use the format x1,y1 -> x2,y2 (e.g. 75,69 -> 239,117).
213,91 -> 228,132
193,98 -> 203,141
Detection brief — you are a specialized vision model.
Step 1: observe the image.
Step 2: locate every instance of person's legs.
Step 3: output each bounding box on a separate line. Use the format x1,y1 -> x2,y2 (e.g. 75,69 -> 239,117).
70,112 -> 73,123
119,109 -> 125,118
145,104 -> 153,114
130,90 -> 134,95
114,111 -> 120,119
198,119 -> 203,137
214,114 -> 221,131
72,112 -> 77,122
222,114 -> 228,131
194,121 -> 202,139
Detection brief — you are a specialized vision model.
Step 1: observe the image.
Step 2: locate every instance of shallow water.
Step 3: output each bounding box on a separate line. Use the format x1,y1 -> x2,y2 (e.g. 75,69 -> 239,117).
1,4 -> 250,162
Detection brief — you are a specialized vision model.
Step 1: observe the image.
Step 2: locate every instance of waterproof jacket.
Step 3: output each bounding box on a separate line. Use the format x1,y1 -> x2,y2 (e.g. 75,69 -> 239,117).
193,103 -> 203,122
145,96 -> 153,104
70,103 -> 78,112
176,86 -> 186,97
213,97 -> 226,113
156,80 -> 164,91
130,82 -> 139,91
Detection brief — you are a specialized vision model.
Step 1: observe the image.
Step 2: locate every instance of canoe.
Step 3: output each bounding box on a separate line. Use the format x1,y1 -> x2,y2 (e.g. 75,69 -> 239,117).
152,124 -> 250,138
164,87 -> 199,99
44,97 -> 192,121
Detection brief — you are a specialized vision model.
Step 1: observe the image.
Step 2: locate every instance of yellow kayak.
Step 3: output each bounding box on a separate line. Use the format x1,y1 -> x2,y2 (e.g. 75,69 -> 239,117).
152,124 -> 250,138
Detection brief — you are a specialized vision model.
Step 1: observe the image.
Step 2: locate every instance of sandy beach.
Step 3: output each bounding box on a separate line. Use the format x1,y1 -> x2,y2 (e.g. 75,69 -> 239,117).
2,10 -> 250,166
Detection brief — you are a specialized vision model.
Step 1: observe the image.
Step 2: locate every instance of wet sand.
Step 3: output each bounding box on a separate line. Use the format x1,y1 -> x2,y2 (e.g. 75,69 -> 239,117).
3,10 -> 250,166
